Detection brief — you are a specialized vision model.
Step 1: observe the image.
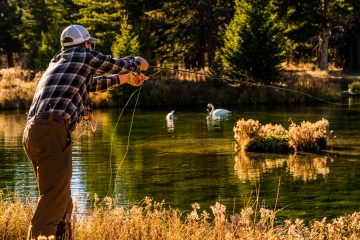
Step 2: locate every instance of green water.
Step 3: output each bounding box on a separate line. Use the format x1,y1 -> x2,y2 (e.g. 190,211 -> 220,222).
0,102 -> 359,222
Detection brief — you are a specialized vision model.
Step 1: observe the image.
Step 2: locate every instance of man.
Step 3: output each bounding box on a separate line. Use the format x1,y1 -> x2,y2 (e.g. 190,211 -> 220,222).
22,24 -> 149,240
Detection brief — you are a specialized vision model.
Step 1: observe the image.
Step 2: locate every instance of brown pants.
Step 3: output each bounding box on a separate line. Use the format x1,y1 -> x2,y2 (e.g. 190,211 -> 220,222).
23,114 -> 73,240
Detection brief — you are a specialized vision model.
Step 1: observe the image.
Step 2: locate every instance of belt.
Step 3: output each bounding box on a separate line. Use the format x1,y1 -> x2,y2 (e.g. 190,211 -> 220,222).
34,113 -> 68,127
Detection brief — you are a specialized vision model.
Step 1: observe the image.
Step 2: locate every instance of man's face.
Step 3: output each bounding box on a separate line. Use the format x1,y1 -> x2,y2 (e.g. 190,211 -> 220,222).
84,41 -> 92,50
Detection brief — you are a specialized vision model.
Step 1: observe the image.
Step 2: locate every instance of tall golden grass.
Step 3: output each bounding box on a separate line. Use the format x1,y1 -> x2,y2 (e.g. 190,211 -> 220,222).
233,118 -> 330,153
0,68 -> 40,109
1,192 -> 359,239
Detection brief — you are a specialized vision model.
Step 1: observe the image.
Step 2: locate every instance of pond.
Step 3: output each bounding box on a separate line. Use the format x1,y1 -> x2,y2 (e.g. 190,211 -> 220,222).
0,100 -> 359,222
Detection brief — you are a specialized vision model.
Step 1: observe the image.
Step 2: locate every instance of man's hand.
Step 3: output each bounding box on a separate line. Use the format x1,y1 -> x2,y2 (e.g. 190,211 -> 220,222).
128,73 -> 149,86
135,57 -> 149,71
118,73 -> 149,86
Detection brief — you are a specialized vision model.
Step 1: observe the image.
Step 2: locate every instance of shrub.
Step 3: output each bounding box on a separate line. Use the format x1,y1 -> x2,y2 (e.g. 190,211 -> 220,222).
234,119 -> 291,153
234,118 -> 330,153
348,81 -> 360,93
288,118 -> 329,153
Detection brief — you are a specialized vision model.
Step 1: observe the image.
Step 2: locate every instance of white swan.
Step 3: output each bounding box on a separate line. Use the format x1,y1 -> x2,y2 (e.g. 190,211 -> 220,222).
207,103 -> 231,119
166,110 -> 177,120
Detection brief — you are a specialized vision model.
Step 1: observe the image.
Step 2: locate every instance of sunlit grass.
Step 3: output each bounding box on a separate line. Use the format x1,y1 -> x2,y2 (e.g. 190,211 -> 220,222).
0,191 -> 359,239
0,68 -> 40,110
234,118 -> 330,153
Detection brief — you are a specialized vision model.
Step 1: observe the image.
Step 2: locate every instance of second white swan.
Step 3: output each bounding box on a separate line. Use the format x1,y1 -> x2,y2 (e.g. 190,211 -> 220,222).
206,103 -> 231,119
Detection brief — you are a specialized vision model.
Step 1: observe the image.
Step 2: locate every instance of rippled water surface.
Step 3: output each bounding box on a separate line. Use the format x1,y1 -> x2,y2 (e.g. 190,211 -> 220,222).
0,101 -> 359,221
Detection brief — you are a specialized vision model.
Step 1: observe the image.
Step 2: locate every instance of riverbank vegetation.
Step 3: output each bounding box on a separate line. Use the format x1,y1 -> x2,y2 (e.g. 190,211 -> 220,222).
233,118 -> 330,153
0,67 -> 346,110
2,0 -> 360,109
348,81 -> 360,93
1,192 -> 359,240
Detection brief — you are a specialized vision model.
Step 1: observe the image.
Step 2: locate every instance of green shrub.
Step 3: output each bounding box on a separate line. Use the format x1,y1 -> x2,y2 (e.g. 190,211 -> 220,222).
348,81 -> 360,93
246,136 -> 291,153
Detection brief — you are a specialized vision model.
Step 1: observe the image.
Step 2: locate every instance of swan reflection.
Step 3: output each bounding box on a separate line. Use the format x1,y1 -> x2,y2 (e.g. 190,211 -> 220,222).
166,118 -> 175,132
206,115 -> 226,131
165,110 -> 176,132
234,151 -> 330,184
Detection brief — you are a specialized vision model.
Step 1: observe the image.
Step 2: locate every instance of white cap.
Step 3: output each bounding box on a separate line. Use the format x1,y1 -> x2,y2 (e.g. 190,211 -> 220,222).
60,24 -> 99,47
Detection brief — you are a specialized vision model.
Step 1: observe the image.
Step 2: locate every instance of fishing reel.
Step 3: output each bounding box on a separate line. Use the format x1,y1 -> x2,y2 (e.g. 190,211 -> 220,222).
81,106 -> 97,132
131,69 -> 143,77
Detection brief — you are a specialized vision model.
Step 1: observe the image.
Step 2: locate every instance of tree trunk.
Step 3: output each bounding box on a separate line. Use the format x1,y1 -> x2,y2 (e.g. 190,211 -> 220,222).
345,34 -> 360,72
318,29 -> 330,71
318,0 -> 330,72
7,51 -> 14,68
207,38 -> 216,67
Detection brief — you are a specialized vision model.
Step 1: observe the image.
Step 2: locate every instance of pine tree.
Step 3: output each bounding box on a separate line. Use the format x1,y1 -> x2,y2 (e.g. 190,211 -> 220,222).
21,0 -> 77,70
147,0 -> 233,68
207,53 -> 225,87
73,0 -> 126,54
222,0 -> 284,83
111,15 -> 140,58
0,0 -> 23,67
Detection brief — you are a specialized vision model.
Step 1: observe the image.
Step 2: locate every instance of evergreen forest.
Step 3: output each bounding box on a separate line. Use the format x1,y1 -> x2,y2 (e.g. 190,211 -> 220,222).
1,0 -> 360,83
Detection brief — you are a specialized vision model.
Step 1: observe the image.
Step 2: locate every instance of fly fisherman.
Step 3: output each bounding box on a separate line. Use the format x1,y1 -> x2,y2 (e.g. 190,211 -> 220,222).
22,24 -> 149,240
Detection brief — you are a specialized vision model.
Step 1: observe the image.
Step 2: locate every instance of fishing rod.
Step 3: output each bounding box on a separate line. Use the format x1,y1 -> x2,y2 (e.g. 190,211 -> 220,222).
149,66 -> 356,107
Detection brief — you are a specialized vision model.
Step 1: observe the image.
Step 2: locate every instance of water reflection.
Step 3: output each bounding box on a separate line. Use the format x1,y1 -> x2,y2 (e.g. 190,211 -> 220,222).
0,107 -> 359,222
206,115 -> 226,131
234,151 -> 330,183
347,96 -> 360,108
0,111 -> 26,146
0,111 -> 36,196
166,118 -> 175,132
165,110 -> 177,132
287,154 -> 330,181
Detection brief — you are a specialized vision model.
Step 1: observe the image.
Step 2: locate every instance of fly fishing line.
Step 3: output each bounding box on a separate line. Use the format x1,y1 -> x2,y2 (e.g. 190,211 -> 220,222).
150,66 -> 355,107
106,87 -> 141,196
107,69 -> 163,197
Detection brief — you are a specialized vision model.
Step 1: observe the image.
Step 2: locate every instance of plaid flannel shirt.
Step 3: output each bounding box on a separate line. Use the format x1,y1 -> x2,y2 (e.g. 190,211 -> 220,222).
28,46 -> 140,131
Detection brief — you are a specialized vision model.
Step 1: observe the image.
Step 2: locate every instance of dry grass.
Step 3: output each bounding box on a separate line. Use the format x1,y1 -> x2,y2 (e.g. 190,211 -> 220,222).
288,118 -> 330,152
280,62 -> 342,78
234,118 -> 330,153
0,192 -> 359,240
0,68 -> 40,110
0,67 -> 345,109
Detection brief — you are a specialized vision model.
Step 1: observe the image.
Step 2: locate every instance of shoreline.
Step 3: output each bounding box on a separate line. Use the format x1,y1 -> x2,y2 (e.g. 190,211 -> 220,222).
0,68 -> 354,111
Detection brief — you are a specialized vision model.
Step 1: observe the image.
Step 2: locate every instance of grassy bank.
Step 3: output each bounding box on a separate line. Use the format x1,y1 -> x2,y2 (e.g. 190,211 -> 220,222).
0,192 -> 359,240
0,67 -> 347,110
